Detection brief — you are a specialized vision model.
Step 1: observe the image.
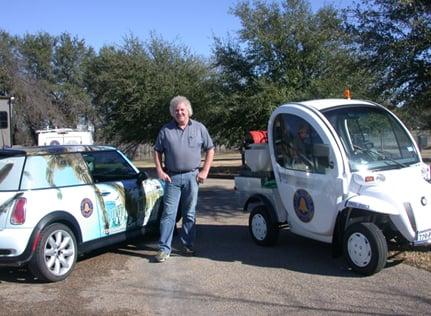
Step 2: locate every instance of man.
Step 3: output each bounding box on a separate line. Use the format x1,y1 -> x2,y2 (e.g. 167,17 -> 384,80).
294,123 -> 311,155
153,95 -> 214,262
292,123 -> 313,169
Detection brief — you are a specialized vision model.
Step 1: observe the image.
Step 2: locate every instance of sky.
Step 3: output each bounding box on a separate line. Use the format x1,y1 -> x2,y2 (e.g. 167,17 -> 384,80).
2,0 -> 350,57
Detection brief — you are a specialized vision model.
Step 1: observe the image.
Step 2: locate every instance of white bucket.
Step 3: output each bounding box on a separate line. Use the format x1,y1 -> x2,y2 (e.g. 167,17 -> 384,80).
245,143 -> 272,172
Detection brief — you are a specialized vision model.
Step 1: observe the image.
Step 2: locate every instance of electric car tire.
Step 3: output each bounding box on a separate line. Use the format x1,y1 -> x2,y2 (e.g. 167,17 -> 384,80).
249,206 -> 279,246
343,222 -> 387,276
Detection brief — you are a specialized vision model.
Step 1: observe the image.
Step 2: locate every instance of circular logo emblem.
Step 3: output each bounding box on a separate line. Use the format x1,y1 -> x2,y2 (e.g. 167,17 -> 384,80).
81,198 -> 93,218
293,189 -> 314,223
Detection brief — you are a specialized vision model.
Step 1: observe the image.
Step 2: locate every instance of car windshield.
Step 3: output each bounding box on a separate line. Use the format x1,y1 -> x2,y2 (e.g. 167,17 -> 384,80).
323,105 -> 419,172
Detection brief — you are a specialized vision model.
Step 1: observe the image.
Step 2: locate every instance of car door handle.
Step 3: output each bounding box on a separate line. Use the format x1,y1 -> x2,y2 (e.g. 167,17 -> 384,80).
100,191 -> 110,196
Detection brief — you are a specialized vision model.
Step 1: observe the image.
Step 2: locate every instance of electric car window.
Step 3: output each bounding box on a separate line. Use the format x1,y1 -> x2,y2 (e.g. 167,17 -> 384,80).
272,114 -> 325,173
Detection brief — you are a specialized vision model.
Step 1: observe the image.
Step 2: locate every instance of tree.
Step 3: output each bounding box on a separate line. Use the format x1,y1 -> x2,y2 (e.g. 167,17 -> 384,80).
0,31 -> 56,144
210,0 -> 371,146
51,33 -> 96,125
85,35 -> 211,152
346,0 -> 431,129
0,31 -> 96,145
0,31 -> 18,96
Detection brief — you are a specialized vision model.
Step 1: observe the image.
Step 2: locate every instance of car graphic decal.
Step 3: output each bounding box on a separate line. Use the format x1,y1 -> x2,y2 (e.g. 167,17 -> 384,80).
80,198 -> 94,218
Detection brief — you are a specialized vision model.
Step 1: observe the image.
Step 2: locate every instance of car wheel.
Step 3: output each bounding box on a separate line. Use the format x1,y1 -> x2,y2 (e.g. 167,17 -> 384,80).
30,223 -> 77,282
343,222 -> 387,276
249,205 -> 279,246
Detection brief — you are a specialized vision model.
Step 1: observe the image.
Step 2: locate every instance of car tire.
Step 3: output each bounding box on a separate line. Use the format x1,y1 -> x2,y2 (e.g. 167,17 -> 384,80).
343,222 -> 387,276
30,223 -> 77,282
249,205 -> 279,246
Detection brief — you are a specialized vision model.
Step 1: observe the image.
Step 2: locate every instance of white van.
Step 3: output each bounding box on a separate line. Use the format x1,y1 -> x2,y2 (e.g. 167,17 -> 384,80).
37,128 -> 94,146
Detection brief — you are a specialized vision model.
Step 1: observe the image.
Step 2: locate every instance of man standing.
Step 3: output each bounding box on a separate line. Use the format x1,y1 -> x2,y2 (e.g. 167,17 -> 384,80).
154,95 -> 214,262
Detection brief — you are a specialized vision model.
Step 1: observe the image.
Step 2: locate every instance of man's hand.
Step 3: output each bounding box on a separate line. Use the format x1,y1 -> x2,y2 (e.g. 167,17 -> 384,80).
154,151 -> 171,182
157,170 -> 172,183
197,148 -> 214,184
197,170 -> 208,184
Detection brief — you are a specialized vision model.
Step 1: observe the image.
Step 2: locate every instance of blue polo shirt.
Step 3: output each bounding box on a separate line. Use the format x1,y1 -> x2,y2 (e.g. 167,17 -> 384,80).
154,119 -> 214,172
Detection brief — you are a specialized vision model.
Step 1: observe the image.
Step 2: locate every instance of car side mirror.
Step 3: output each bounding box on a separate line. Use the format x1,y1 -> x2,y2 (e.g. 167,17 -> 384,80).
137,171 -> 149,184
313,143 -> 331,169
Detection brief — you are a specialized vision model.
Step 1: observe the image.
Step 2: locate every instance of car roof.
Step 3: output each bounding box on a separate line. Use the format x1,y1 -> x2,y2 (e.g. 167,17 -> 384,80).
0,145 -> 117,157
288,98 -> 379,111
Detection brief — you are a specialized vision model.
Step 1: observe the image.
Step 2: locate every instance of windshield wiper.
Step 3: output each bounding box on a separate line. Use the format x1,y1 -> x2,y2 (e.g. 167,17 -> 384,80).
353,145 -> 407,169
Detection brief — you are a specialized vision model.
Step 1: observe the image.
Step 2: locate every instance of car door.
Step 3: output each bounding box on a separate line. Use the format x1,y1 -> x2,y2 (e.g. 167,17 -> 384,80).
268,105 -> 344,241
82,150 -> 143,236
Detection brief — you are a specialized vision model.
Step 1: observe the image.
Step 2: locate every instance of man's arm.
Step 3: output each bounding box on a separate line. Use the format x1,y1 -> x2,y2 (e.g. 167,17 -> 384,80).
197,148 -> 215,183
154,150 -> 171,183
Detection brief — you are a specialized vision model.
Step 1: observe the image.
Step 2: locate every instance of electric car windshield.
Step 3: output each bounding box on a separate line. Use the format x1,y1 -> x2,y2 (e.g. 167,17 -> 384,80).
323,105 -> 420,172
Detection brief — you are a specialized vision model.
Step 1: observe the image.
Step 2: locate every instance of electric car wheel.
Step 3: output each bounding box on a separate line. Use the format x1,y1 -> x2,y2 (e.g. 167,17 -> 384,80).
249,206 -> 279,246
343,222 -> 387,275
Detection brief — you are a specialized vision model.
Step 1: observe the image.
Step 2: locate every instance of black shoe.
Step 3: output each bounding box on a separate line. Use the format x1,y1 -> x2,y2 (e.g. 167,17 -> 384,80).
182,245 -> 195,256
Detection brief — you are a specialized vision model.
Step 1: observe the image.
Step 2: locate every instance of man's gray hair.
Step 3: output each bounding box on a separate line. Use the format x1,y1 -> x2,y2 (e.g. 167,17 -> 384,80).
169,95 -> 193,117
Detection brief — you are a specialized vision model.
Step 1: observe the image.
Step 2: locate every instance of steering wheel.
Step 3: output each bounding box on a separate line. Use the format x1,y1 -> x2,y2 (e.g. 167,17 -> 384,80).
299,153 -> 314,168
292,153 -> 314,170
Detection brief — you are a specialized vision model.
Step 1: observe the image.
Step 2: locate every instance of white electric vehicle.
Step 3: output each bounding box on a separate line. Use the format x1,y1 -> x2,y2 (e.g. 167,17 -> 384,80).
235,98 -> 431,275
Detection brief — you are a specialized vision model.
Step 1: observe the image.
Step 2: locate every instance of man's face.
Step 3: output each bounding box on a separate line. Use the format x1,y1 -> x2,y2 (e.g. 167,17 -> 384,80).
299,128 -> 308,140
298,125 -> 310,140
174,102 -> 189,125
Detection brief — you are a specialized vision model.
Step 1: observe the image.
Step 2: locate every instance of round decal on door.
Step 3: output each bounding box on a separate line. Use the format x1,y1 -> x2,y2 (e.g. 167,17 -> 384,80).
81,198 -> 93,218
293,189 -> 314,222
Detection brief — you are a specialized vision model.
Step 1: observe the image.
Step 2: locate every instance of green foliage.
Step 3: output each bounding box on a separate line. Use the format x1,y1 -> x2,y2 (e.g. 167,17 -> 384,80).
50,33 -> 96,124
346,0 -> 431,128
1,0 -> 429,149
0,31 -> 18,96
20,32 -> 55,81
0,31 -> 95,144
210,0 -> 371,146
85,34 -> 210,151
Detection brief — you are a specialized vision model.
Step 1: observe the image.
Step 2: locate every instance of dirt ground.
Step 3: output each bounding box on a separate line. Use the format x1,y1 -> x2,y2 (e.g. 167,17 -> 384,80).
388,243 -> 431,272
135,150 -> 431,273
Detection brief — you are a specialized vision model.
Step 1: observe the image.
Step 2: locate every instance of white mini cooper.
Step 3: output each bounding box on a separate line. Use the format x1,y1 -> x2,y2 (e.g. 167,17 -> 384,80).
0,145 -> 164,282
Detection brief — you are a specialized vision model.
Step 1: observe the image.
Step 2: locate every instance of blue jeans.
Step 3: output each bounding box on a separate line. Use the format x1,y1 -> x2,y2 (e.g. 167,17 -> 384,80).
159,170 -> 199,254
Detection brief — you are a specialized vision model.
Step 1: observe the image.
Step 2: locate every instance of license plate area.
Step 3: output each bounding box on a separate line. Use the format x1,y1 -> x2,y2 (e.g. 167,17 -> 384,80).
416,229 -> 431,245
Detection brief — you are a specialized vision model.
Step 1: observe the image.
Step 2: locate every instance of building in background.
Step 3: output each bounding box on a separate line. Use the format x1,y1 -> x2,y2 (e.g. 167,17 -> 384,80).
0,96 -> 13,148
